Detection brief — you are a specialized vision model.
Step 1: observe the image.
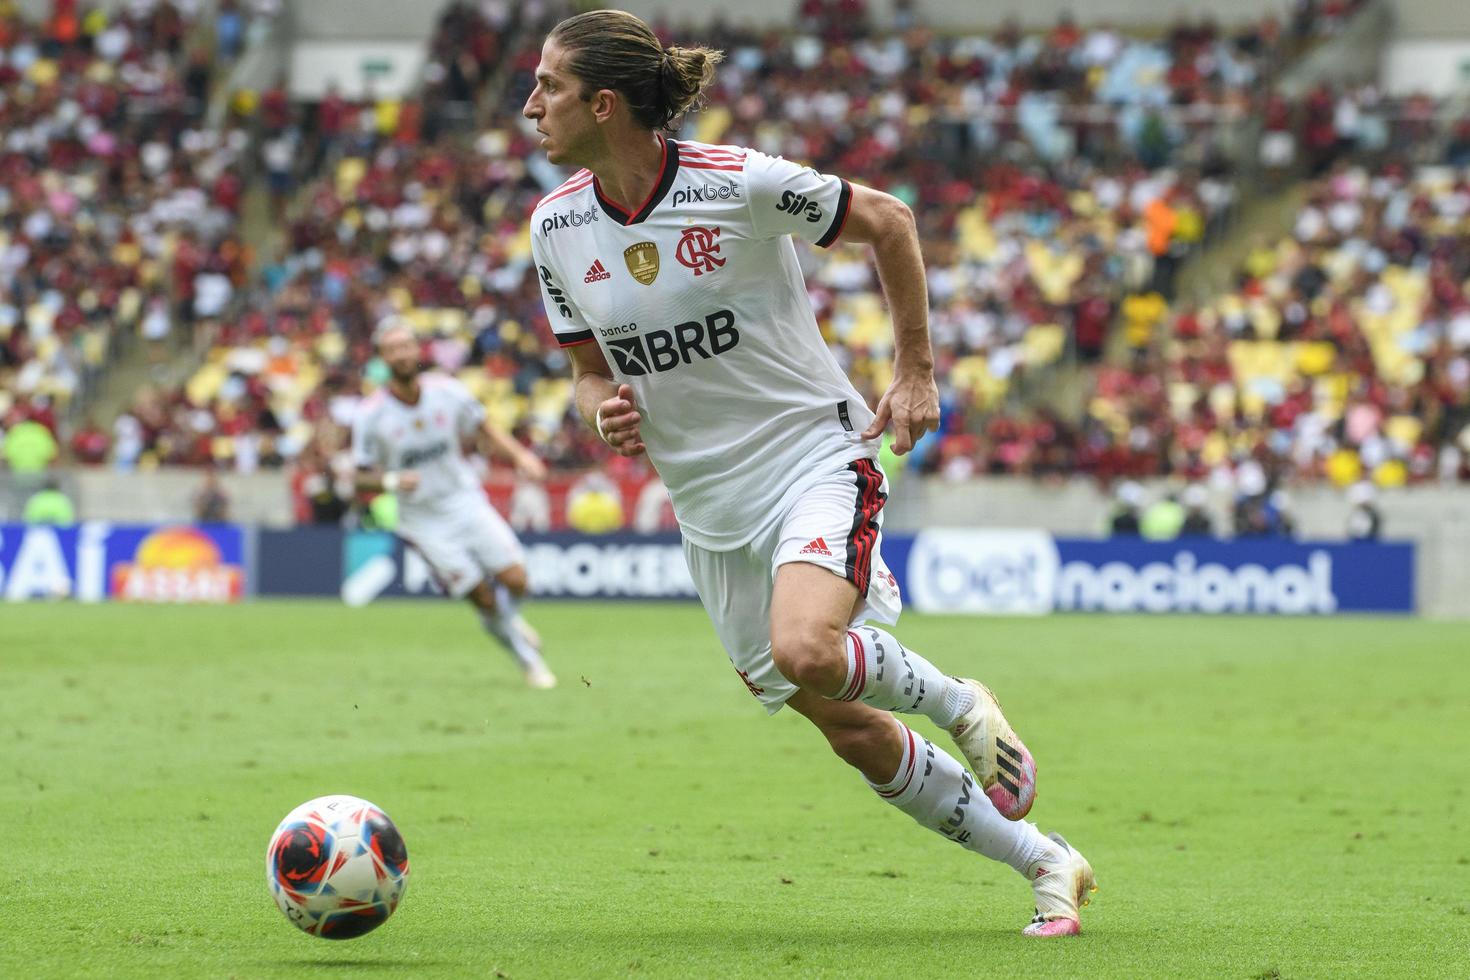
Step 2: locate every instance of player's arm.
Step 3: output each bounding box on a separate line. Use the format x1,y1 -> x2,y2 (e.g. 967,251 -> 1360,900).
480,419 -> 548,481
570,342 -> 645,457
745,153 -> 938,453
837,184 -> 939,455
353,465 -> 420,495
350,412 -> 419,494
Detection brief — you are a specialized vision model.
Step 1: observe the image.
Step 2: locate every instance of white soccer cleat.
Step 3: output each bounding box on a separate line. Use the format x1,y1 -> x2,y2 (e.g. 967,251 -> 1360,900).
946,679 -> 1036,819
1022,833 -> 1097,937
524,665 -> 558,689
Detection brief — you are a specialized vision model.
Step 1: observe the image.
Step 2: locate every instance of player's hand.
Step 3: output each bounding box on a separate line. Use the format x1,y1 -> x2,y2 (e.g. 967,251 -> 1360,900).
514,450 -> 548,482
861,371 -> 940,455
396,470 -> 421,493
597,384 -> 646,457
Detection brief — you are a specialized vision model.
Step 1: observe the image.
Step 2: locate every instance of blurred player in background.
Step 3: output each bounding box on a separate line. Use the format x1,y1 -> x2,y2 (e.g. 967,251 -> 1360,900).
353,323 -> 556,689
525,10 -> 1095,935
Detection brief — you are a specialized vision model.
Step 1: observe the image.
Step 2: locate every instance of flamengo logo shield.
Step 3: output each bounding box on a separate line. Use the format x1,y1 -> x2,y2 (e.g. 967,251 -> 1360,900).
675,225 -> 725,276
624,242 -> 659,285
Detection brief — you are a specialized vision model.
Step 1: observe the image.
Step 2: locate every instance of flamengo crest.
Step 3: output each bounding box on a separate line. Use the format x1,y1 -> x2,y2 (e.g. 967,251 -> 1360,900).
624,242 -> 659,285
675,226 -> 725,276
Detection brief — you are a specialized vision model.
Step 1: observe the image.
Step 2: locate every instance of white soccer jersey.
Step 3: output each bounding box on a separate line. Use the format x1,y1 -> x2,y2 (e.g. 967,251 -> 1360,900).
351,373 -> 488,527
530,138 -> 876,550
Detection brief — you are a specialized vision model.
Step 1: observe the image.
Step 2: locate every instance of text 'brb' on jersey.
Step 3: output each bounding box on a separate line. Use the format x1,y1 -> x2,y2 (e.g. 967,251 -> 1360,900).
530,138 -> 876,550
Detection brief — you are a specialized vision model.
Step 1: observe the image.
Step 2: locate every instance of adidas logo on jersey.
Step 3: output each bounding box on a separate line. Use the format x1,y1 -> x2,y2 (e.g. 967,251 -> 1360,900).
799,537 -> 833,557
584,260 -> 611,283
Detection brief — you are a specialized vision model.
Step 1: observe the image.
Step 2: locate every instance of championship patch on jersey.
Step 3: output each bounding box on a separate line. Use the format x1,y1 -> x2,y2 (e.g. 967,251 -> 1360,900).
624,242 -> 659,285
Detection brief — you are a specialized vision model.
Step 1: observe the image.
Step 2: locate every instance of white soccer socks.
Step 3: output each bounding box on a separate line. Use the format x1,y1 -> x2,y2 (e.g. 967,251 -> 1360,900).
479,586 -> 546,673
831,625 -> 975,728
869,722 -> 1060,876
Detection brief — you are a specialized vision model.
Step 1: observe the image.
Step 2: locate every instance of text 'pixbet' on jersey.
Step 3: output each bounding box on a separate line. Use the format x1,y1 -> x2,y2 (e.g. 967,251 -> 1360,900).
600,310 -> 740,376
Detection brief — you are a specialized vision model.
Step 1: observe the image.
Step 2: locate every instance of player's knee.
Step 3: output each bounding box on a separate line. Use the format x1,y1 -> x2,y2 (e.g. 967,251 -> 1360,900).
497,565 -> 528,596
770,622 -> 846,695
466,582 -> 497,611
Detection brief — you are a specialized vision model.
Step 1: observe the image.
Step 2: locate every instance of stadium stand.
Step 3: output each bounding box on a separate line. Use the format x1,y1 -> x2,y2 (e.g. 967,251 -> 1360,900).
0,0 -> 243,459
1075,159 -> 1470,490
10,0 -> 1441,508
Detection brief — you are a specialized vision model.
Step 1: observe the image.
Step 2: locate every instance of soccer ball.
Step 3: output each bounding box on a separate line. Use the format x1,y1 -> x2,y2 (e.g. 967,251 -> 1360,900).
266,795 -> 410,939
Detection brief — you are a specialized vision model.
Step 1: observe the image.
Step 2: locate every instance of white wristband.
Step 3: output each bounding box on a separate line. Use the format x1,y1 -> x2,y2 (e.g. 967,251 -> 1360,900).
595,411 -> 610,445
382,471 -> 401,492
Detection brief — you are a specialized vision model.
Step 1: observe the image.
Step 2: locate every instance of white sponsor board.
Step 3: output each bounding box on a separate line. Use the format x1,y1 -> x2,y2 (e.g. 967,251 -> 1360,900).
906,529 -> 1059,615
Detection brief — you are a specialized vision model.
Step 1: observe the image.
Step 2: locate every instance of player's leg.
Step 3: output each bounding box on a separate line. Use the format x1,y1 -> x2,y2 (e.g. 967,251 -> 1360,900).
463,502 -> 554,688
682,536 -> 801,714
684,518 -> 1094,934
784,688 -> 1096,936
465,579 -> 554,688
491,562 -> 543,651
768,460 -> 1036,819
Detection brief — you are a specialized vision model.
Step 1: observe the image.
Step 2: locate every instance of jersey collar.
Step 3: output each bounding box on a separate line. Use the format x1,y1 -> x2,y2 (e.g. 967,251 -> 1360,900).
592,137 -> 680,226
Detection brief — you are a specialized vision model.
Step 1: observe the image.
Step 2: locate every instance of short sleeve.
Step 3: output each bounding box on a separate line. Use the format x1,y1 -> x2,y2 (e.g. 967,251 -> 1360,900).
529,231 -> 595,348
745,150 -> 852,248
450,381 -> 486,438
351,405 -> 381,469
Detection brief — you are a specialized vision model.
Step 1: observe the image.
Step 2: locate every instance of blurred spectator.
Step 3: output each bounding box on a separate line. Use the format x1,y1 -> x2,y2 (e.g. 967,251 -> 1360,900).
2,415 -> 59,474
69,417 -> 111,465
1345,481 -> 1382,540
1140,490 -> 1186,540
193,469 -> 231,522
1180,484 -> 1215,536
23,478 -> 76,526
215,0 -> 245,61
1108,481 -> 1144,535
293,445 -> 353,525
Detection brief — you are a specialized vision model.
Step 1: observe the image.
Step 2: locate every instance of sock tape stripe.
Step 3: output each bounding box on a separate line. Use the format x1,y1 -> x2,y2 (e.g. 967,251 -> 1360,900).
877,727 -> 918,798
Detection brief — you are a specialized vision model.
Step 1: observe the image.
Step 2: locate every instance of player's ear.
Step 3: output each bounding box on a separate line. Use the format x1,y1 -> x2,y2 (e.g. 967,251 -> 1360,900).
590,88 -> 619,124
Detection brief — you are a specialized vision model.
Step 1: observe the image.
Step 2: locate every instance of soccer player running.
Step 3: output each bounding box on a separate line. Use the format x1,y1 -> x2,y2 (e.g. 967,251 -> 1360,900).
524,11 -> 1095,934
352,324 -> 557,689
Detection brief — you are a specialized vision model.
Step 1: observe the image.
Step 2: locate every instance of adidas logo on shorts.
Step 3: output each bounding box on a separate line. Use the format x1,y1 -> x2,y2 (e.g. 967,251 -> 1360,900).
584,259 -> 611,283
799,537 -> 833,557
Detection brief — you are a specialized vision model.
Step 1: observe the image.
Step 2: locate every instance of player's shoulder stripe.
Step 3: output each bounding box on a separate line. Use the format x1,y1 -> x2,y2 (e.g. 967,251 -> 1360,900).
537,169 -> 593,209
680,144 -> 747,169
679,141 -> 748,162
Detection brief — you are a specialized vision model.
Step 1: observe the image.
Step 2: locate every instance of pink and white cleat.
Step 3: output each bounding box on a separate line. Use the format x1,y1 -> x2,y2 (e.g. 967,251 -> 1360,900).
947,679 -> 1037,819
1022,833 -> 1097,937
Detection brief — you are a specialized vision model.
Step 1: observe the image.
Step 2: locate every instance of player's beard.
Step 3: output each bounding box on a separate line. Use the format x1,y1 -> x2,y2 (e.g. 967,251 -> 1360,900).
389,361 -> 420,385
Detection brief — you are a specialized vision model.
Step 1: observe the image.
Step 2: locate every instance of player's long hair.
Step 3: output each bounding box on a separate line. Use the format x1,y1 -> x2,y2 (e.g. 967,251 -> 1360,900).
549,10 -> 723,132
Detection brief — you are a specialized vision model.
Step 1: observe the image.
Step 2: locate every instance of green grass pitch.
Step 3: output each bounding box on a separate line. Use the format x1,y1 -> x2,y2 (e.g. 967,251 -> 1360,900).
4,601 -> 1468,978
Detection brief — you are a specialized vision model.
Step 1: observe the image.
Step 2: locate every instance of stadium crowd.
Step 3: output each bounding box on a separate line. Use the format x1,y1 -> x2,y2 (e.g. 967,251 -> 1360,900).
85,1 -> 1275,480
977,156 -> 1470,518
10,0 -> 1463,530
0,0 -> 247,468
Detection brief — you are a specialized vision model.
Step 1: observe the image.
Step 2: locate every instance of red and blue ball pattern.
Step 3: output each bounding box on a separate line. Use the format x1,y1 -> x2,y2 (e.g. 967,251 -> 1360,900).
266,795 -> 410,940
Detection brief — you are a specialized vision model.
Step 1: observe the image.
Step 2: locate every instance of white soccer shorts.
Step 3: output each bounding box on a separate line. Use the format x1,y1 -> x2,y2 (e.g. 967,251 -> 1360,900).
397,498 -> 526,599
683,458 -> 903,713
